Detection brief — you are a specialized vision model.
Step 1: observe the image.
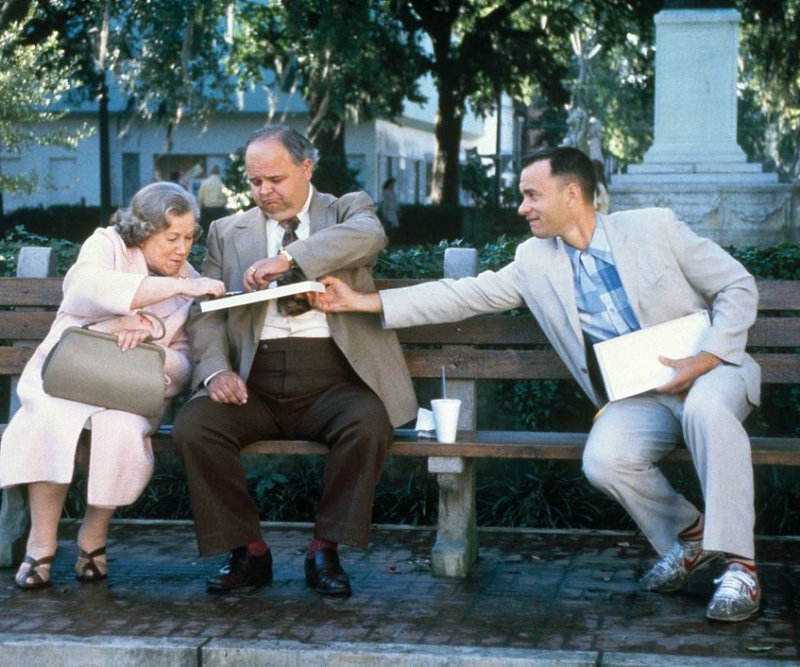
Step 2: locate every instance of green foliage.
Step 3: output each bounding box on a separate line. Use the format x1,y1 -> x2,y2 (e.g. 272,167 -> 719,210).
248,459 -> 321,522
500,380 -> 593,433
477,234 -> 524,271
564,7 -> 657,165
375,239 -> 471,278
460,148 -> 495,208
738,0 -> 800,179
27,0 -> 236,130
755,466 -> 800,533
231,0 -> 425,183
476,461 -> 630,530
311,154 -> 364,197
1,205 -> 102,242
374,233 -> 524,279
373,465 -> 439,526
0,228 -> 81,276
0,10 -> 92,195
728,243 -> 800,279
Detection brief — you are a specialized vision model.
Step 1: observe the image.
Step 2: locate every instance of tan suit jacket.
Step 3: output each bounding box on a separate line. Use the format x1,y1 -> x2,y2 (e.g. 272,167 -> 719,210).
187,189 -> 418,427
381,207 -> 760,409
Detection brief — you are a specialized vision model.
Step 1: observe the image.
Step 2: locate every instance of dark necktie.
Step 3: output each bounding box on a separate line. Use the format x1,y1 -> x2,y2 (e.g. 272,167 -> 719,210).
276,217 -> 311,316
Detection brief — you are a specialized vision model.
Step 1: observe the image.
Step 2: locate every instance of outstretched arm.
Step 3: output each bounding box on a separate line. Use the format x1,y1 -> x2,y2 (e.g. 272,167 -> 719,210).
308,275 -> 383,313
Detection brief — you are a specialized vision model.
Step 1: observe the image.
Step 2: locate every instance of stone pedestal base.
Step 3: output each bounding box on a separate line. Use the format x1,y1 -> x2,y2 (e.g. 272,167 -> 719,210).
609,180 -> 800,247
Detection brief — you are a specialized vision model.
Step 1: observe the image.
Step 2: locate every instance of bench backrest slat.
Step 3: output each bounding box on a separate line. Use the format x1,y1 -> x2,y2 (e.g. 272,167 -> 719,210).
752,280 -> 800,310
0,277 -> 62,307
0,277 -> 797,385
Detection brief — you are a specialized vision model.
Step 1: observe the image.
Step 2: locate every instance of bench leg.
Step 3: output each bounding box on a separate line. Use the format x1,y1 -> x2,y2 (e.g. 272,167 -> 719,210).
0,486 -> 30,568
428,457 -> 478,578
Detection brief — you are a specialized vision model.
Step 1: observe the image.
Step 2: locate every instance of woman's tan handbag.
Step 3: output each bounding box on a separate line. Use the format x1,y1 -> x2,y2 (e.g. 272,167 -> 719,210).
41,312 -> 167,418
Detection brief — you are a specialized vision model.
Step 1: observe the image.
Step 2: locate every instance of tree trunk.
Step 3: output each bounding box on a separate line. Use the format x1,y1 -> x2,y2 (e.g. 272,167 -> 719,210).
99,73 -> 111,221
309,113 -> 359,196
431,76 -> 464,206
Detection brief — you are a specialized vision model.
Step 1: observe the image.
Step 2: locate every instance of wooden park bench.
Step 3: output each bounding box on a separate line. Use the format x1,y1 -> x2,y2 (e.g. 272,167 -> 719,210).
0,246 -> 799,578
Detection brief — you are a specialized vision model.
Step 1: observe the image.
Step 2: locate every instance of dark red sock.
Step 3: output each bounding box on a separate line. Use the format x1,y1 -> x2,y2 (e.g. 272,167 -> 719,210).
679,515 -> 704,541
247,538 -> 269,556
308,538 -> 337,557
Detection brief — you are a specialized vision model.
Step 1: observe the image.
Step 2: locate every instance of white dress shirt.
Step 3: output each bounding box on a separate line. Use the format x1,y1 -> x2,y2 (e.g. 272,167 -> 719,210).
259,188 -> 331,340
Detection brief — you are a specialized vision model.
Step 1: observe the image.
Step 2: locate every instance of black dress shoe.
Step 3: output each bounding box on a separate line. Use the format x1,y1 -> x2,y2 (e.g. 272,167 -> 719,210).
206,547 -> 273,593
304,547 -> 352,597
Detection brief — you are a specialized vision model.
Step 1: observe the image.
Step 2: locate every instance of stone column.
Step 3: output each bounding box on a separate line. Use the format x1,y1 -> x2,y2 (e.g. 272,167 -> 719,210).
611,2 -> 796,247
629,2 -> 768,180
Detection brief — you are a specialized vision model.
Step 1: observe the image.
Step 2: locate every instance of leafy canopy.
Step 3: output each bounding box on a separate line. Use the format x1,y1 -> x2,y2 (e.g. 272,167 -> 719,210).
0,9 -> 92,195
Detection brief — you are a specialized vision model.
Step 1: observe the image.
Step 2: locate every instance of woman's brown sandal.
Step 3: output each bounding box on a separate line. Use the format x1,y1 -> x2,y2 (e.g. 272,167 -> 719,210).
15,554 -> 55,590
75,546 -> 108,582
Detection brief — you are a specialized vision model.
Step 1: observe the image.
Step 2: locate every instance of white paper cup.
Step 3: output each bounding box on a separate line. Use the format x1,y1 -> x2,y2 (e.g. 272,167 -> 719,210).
431,398 -> 461,443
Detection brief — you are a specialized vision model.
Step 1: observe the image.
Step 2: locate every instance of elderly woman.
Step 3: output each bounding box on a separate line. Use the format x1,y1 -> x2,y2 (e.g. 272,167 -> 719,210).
0,181 -> 226,589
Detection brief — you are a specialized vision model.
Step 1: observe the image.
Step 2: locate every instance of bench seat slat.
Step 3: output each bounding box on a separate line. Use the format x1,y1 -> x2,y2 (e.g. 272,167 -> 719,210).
149,429 -> 800,467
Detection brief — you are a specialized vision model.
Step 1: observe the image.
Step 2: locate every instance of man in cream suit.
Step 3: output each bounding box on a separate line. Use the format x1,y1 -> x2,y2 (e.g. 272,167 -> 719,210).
173,125 -> 417,597
311,146 -> 761,622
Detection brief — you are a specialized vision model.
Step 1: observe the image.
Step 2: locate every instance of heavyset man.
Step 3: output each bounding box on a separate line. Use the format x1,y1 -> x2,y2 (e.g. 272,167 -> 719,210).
173,125 -> 417,597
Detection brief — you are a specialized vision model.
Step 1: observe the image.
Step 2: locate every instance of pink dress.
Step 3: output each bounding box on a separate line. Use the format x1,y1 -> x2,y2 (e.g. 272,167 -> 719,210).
0,227 -> 197,507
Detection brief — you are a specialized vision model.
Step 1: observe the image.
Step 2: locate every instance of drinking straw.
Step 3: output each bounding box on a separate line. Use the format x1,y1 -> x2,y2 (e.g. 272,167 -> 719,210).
441,365 -> 447,398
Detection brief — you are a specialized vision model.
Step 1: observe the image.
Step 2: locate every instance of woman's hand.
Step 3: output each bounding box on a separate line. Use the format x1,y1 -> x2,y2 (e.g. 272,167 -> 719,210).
115,328 -> 155,352
132,276 -> 227,310
180,277 -> 227,299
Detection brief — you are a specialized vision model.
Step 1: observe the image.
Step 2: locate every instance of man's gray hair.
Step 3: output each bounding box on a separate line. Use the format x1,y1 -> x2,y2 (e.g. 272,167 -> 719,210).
245,124 -> 317,165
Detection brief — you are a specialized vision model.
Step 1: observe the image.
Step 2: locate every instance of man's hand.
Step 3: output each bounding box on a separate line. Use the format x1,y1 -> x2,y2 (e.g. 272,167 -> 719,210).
656,351 -> 722,396
207,370 -> 249,405
244,256 -> 292,292
307,275 -> 383,313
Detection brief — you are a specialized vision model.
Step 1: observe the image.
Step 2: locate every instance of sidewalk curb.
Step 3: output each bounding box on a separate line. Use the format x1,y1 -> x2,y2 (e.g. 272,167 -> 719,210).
0,634 -> 790,667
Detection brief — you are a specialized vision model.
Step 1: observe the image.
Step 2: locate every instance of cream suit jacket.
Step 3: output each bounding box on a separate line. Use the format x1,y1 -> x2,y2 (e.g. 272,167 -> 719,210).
381,207 -> 760,409
186,189 -> 418,428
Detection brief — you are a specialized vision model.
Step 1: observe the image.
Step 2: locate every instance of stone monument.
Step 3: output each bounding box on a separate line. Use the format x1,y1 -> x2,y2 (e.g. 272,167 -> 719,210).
611,2 -> 799,247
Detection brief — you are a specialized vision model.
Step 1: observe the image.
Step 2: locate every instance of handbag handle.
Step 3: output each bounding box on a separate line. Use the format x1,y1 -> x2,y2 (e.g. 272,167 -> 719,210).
81,310 -> 167,342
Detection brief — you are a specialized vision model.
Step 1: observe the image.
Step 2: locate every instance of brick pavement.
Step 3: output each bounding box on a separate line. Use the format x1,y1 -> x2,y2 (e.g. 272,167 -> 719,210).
0,521 -> 797,665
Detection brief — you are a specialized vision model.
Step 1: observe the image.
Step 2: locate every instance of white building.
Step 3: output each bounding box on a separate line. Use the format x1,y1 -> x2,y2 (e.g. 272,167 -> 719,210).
3,69 -> 516,213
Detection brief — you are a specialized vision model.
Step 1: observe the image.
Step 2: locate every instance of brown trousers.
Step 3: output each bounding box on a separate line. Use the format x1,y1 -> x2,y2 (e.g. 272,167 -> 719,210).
173,338 -> 393,556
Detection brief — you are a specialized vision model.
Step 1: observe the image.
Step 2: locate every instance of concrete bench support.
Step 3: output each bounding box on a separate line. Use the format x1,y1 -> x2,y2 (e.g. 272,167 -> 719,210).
428,456 -> 478,577
427,247 -> 480,578
0,247 -> 55,567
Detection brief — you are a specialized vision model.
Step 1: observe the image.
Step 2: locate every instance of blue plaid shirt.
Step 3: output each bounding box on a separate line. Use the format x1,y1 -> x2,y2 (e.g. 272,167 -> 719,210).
563,217 -> 640,344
